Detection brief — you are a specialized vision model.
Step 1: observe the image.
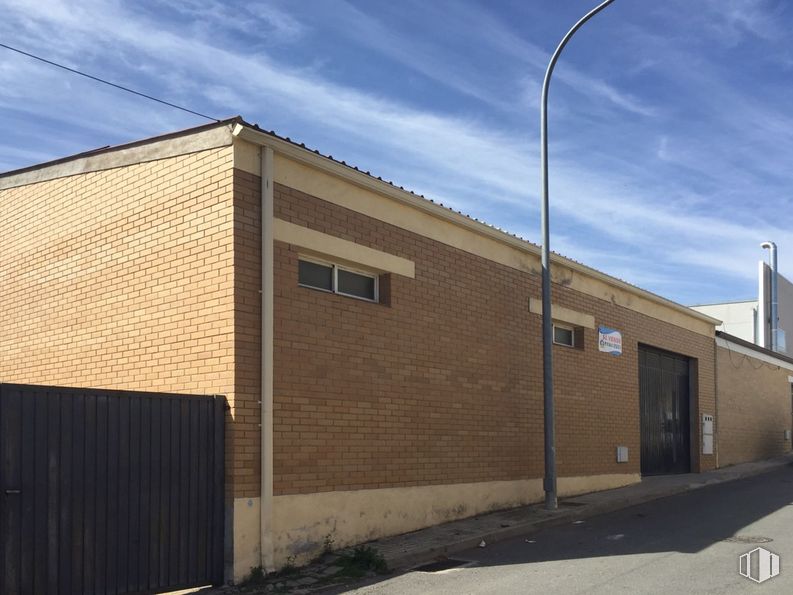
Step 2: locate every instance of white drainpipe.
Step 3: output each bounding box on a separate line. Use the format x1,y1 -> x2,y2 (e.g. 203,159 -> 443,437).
260,145 -> 275,570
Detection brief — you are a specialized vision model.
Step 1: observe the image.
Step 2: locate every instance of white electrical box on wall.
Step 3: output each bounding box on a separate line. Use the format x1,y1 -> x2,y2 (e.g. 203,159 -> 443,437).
616,446 -> 629,463
702,414 -> 714,455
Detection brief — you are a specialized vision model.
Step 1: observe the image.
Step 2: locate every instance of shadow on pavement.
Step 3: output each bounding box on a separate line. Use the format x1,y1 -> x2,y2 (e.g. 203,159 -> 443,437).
326,466 -> 793,593
466,466 -> 793,567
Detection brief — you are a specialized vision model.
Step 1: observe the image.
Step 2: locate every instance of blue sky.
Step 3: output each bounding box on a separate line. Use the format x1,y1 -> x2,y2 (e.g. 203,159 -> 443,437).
1,0 -> 791,306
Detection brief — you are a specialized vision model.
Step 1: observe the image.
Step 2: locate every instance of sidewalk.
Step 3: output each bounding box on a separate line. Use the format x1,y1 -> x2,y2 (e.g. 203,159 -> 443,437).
369,454 -> 793,571
206,454 -> 793,594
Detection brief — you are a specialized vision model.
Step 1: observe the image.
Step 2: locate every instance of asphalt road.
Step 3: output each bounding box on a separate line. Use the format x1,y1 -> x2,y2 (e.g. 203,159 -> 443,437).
347,465 -> 793,594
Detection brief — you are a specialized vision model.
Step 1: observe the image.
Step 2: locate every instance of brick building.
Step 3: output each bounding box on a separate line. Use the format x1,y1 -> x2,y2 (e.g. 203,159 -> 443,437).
1,118 -> 727,582
715,332 -> 793,467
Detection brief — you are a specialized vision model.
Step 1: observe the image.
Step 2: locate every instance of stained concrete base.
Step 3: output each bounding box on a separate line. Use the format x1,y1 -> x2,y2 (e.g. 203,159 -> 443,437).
369,454 -> 793,572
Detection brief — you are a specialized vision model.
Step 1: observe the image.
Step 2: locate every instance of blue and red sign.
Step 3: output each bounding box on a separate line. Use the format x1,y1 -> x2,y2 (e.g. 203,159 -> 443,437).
598,326 -> 622,355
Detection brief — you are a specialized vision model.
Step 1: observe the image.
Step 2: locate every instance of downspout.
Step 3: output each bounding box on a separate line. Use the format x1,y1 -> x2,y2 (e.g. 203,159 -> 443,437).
260,145 -> 275,571
761,241 -> 778,351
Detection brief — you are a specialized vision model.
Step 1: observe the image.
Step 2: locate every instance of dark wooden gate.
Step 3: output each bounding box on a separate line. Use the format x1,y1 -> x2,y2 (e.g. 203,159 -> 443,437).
638,346 -> 691,475
0,384 -> 225,595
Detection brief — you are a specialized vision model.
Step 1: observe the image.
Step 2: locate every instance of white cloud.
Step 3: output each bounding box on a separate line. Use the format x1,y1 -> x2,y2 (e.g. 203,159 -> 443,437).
1,0 -> 792,304
700,0 -> 783,43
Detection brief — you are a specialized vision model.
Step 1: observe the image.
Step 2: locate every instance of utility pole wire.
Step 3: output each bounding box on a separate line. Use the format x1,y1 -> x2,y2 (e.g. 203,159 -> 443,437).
0,42 -> 220,122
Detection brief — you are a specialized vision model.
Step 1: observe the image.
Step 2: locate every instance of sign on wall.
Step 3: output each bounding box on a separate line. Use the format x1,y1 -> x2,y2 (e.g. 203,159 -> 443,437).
598,326 -> 622,355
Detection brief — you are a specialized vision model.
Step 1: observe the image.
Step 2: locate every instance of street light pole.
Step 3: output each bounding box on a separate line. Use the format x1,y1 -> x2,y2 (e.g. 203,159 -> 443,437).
540,0 -> 616,511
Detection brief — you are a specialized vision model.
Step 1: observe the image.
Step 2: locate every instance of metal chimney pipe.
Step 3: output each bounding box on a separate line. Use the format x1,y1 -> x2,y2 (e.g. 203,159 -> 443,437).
761,241 -> 778,351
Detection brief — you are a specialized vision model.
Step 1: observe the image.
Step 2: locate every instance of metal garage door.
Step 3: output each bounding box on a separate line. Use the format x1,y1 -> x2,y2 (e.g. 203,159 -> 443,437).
0,384 -> 225,595
639,346 -> 691,475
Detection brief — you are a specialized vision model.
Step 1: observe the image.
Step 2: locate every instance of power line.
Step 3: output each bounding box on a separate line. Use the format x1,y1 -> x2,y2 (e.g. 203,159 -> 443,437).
0,42 -> 220,122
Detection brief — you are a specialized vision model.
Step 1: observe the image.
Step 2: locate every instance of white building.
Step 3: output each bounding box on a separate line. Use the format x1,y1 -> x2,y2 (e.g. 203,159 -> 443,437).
693,260 -> 791,353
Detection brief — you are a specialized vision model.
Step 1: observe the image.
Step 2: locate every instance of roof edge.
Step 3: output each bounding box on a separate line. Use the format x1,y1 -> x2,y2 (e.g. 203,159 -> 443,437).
691,299 -> 758,307
0,117 -> 724,329
717,331 -> 793,368
233,123 -> 721,329
0,117 -> 242,189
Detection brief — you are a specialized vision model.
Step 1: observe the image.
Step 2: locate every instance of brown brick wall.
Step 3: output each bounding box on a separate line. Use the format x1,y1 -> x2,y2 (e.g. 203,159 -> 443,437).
232,169 -> 263,497
269,180 -> 717,496
0,148 -> 257,497
0,152 -> 719,502
716,345 -> 793,466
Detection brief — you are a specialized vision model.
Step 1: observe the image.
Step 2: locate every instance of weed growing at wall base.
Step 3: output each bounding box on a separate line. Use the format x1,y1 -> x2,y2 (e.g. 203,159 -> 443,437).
337,545 -> 389,577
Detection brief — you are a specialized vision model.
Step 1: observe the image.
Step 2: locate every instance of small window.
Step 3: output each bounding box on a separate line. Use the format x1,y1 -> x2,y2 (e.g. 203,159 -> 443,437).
298,258 -> 378,302
298,260 -> 333,291
337,268 -> 376,301
553,325 -> 575,347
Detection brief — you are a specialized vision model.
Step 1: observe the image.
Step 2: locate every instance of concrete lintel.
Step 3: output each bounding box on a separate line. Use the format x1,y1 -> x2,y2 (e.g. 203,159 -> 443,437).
529,298 -> 596,329
274,219 -> 416,278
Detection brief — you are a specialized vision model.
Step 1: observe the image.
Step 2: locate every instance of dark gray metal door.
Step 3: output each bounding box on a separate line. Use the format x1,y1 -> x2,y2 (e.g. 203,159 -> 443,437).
0,384 -> 225,595
639,346 -> 691,475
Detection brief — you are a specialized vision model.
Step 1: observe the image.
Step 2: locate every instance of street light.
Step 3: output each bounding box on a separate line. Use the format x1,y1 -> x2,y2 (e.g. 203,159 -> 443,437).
540,0 -> 616,511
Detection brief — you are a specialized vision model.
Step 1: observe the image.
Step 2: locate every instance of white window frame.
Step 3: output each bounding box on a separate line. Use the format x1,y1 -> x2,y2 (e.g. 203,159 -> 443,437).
298,256 -> 379,303
553,323 -> 575,348
335,264 -> 379,303
297,256 -> 335,294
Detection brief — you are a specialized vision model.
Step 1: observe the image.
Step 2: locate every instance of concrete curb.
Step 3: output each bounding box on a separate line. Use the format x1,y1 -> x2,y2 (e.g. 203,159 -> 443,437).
381,456 -> 793,572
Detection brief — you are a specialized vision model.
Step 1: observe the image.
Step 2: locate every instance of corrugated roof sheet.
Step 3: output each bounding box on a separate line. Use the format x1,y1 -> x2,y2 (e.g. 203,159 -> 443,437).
0,116 -> 718,322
